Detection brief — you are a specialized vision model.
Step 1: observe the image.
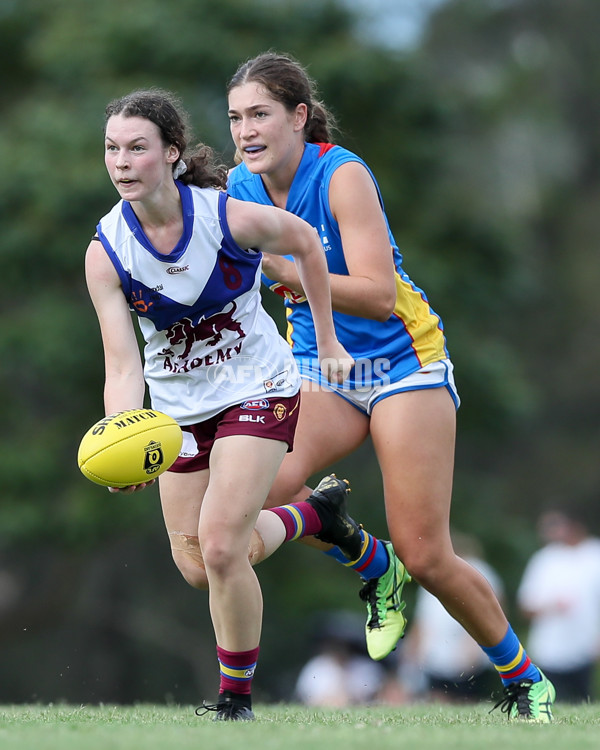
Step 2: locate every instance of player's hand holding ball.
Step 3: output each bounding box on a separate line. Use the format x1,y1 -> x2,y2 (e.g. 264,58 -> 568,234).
78,409 -> 182,492
107,481 -> 155,495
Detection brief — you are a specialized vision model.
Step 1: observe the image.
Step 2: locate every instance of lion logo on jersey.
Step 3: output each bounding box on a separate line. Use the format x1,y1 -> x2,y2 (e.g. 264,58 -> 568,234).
166,302 -> 245,359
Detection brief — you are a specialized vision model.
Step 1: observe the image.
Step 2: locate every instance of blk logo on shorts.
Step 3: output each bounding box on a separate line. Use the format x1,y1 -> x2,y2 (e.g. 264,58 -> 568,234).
239,415 -> 266,423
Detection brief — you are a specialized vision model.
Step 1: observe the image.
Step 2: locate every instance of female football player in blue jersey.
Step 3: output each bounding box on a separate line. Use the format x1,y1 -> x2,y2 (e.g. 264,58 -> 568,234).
85,88 -> 365,720
226,52 -> 555,721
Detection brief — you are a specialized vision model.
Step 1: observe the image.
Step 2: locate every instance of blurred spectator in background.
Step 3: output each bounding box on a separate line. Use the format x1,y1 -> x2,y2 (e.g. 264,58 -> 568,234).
398,531 -> 504,704
517,507 -> 600,703
295,610 -> 396,706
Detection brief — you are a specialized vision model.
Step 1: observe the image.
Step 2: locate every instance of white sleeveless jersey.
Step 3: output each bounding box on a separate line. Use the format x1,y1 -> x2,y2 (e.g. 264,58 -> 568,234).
96,183 -> 300,424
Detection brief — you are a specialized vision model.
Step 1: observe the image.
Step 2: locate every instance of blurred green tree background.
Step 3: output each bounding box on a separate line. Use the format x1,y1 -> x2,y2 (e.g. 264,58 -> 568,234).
0,0 -> 598,704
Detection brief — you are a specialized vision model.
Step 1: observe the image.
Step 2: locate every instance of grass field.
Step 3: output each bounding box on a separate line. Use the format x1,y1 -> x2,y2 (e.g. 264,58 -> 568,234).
1,702 -> 599,750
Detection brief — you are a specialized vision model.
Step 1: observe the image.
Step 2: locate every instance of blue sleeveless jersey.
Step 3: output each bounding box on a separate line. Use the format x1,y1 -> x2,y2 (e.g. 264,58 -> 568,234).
227,142 -> 449,388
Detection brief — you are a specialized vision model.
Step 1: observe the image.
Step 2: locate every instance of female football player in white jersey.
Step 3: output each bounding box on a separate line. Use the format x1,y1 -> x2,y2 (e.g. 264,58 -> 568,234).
226,52 -> 555,721
85,88 -> 362,720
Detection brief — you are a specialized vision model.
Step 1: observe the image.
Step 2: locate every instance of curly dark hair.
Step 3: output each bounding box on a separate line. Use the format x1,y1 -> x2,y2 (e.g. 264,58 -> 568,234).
105,89 -> 227,189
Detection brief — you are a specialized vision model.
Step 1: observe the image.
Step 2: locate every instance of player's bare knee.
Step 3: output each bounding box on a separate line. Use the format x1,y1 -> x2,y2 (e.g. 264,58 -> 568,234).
201,530 -> 259,576
400,545 -> 448,588
199,536 -> 236,576
168,532 -> 208,589
170,529 -> 264,581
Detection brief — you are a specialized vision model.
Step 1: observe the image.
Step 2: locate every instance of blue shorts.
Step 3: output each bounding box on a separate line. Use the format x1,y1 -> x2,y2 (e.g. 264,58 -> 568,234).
297,358 -> 460,415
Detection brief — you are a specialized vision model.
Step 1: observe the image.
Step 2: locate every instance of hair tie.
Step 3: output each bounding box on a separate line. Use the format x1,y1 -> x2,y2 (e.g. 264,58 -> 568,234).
173,159 -> 187,179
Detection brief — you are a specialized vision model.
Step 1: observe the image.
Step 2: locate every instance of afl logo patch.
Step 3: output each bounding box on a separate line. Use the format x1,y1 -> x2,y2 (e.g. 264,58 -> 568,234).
273,403 -> 287,421
241,399 -> 270,411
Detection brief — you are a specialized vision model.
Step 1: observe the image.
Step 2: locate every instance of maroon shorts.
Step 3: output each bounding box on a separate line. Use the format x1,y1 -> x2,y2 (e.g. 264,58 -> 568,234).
169,392 -> 301,473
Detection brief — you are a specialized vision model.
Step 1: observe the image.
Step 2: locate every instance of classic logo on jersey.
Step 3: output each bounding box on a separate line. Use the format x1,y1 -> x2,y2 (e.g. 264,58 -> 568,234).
241,399 -> 270,410
166,265 -> 189,275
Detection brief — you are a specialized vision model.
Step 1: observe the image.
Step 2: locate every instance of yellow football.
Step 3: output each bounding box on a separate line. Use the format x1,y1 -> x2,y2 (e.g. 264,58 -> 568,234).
77,408 -> 183,488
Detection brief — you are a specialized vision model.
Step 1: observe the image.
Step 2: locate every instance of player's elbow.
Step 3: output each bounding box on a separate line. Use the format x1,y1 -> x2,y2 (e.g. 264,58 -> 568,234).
370,288 -> 396,321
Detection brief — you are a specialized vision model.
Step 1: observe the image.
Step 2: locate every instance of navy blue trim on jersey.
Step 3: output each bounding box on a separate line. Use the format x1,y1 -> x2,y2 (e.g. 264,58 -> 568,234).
97,185 -> 263,332
217,191 -> 262,259
121,181 -> 193,262
95,226 -> 132,300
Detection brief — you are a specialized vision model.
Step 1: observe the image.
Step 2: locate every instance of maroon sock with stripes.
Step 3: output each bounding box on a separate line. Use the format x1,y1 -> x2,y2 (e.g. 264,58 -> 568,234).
266,501 -> 322,543
217,645 -> 259,695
